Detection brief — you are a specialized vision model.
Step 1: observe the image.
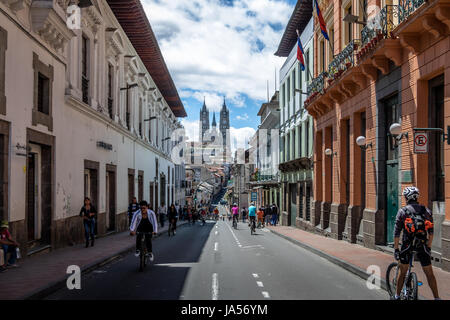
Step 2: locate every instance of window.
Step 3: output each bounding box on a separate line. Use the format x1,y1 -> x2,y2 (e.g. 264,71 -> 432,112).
347,6 -> 352,43
298,125 -> 302,158
37,73 -> 50,115
32,53 -> 53,130
292,69 -> 296,110
107,64 -> 113,118
305,119 -> 310,157
305,49 -> 310,82
82,36 -> 89,105
139,99 -> 143,137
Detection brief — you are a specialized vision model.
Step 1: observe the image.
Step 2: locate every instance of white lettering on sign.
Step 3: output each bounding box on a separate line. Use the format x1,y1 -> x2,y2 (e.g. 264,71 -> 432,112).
414,132 -> 428,153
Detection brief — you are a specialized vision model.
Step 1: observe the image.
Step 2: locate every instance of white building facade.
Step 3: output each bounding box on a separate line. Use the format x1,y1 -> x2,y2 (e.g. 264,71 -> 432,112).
0,0 -> 186,255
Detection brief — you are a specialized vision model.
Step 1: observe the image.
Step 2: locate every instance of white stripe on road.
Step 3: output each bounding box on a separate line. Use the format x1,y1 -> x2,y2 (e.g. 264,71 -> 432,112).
262,291 -> 270,298
214,242 -> 218,251
225,221 -> 242,247
241,245 -> 264,249
215,231 -> 218,235
256,281 -> 264,287
212,273 -> 219,300
252,273 -> 259,278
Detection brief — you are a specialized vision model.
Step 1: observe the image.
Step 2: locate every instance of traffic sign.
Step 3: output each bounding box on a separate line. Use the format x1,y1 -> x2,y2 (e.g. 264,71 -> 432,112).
251,192 -> 257,202
414,132 -> 428,153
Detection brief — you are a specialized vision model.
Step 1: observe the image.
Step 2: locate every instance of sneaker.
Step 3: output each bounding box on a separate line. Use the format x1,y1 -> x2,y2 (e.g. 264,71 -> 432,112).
174,230 -> 176,235
7,263 -> 19,268
0,266 -> 7,273
148,253 -> 154,262
135,250 -> 140,257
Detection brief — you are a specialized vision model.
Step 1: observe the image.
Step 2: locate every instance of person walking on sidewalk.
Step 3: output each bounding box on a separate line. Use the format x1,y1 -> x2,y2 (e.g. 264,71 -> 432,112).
159,204 -> 167,228
271,203 -> 279,226
0,220 -> 19,268
130,201 -> 157,262
79,197 -> 97,248
128,197 -> 139,227
392,187 -> 440,300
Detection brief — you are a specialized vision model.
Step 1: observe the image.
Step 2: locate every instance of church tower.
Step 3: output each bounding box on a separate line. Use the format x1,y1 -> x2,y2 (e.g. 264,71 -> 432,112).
219,97 -> 230,161
199,98 -> 210,142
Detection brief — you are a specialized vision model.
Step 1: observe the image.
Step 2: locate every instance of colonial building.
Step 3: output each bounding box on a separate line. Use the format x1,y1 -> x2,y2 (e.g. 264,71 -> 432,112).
0,0 -> 186,257
305,0 -> 450,271
275,0 -> 315,228
249,91 -> 281,210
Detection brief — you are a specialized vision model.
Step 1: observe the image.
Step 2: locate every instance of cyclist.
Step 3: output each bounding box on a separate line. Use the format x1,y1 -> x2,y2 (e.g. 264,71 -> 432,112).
130,201 -> 158,262
214,207 -> 219,221
392,187 -> 440,300
231,203 -> 239,226
248,202 -> 257,231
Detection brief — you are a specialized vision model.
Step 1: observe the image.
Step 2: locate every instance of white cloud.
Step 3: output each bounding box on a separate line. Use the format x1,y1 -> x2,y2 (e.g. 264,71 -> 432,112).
236,113 -> 249,121
143,0 -> 291,104
180,119 -> 200,142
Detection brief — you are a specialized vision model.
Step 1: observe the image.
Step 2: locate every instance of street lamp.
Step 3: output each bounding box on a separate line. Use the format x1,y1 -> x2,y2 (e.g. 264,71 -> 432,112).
356,136 -> 372,150
389,123 -> 408,149
324,148 -> 337,157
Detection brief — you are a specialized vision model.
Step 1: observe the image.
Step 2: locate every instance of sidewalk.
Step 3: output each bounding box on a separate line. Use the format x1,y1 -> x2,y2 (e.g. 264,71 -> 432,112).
0,221 -> 187,300
268,225 -> 450,300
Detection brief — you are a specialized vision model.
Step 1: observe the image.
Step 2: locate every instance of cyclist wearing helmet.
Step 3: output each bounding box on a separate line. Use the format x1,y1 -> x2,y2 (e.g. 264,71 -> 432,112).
392,186 -> 440,300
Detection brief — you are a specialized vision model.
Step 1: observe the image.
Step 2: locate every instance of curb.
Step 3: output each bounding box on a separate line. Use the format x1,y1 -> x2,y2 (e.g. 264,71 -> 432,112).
268,228 -> 427,300
24,221 -> 189,300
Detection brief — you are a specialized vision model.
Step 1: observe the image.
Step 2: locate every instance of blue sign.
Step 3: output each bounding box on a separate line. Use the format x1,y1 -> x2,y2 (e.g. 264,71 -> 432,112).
251,192 -> 257,202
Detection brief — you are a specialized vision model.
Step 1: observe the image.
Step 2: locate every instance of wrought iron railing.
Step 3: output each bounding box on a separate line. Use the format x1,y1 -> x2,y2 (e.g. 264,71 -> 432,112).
327,39 -> 359,81
361,5 -> 402,47
306,72 -> 326,97
82,76 -> 89,104
108,97 -> 113,119
398,0 -> 425,23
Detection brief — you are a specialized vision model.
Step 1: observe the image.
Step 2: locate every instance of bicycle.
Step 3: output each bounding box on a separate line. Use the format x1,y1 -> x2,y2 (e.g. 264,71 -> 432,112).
250,217 -> 256,235
386,237 -> 424,300
232,215 -> 238,229
137,232 -> 153,272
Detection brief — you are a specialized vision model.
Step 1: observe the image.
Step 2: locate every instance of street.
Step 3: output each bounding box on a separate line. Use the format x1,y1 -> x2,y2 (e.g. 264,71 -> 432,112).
46,205 -> 387,300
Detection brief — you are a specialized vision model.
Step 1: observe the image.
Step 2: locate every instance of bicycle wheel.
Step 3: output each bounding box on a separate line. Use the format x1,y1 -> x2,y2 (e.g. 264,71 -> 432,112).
406,272 -> 418,300
386,262 -> 399,298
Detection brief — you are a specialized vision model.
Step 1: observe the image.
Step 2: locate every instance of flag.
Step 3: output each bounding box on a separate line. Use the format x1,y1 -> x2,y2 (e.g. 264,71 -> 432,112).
314,0 -> 329,41
297,37 -> 305,71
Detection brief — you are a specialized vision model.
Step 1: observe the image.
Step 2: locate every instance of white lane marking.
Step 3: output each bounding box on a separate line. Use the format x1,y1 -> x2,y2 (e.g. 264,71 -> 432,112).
252,273 -> 259,279
225,221 -> 242,247
241,245 -> 264,249
262,291 -> 270,298
214,242 -> 219,251
212,273 -> 219,300
215,231 -> 218,235
256,281 -> 264,287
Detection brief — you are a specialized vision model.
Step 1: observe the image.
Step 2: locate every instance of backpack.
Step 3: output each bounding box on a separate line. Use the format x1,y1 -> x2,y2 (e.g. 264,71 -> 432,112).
403,205 -> 433,239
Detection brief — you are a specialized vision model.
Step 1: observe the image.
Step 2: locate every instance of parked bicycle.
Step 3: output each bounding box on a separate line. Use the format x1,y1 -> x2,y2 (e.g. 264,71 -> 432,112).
386,237 -> 424,300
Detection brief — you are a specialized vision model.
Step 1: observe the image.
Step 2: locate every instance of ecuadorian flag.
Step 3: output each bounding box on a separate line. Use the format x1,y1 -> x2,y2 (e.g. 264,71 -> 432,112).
314,0 -> 329,41
297,37 -> 305,71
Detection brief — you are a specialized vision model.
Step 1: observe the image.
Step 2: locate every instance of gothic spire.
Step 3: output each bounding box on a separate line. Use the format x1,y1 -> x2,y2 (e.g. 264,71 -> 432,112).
212,112 -> 217,127
222,96 -> 227,111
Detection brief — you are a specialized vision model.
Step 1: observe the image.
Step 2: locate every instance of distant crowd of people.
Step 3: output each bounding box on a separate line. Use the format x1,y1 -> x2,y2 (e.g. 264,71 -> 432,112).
230,203 -> 279,227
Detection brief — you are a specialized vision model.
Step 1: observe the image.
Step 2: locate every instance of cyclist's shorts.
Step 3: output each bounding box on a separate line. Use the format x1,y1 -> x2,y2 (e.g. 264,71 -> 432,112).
399,242 -> 431,267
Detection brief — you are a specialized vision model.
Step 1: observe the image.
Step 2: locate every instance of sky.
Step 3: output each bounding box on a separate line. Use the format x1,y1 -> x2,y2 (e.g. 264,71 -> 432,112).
142,0 -> 297,150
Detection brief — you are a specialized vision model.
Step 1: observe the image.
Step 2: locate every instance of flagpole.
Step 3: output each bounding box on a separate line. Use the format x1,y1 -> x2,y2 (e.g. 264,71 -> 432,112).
314,0 -> 335,61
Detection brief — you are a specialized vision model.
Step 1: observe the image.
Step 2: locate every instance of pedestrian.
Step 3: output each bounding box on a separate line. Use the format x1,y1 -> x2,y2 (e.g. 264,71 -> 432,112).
187,206 -> 192,224
79,197 -> 97,248
128,196 -> 139,227
168,203 -> 178,234
241,207 -> 247,223
159,203 -> 167,228
0,220 -> 19,268
264,206 -> 271,226
271,203 -> 278,226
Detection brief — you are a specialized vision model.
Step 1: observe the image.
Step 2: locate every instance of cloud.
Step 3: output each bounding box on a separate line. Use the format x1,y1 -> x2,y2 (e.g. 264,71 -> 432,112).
180,119 -> 200,142
143,0 -> 292,104
236,113 -> 249,121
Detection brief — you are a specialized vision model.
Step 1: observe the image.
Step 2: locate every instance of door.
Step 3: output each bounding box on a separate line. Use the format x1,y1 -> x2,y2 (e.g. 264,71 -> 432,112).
289,183 -> 297,226
106,170 -> 116,231
106,172 -> 110,230
386,161 -> 398,244
27,144 -> 41,243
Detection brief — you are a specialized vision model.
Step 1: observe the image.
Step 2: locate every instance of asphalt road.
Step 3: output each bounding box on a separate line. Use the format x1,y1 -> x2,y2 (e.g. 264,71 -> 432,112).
46,205 -> 388,300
